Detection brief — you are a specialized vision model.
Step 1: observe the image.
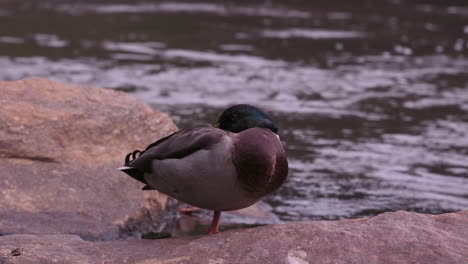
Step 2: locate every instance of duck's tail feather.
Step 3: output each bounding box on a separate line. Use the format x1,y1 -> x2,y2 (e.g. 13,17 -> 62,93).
125,150 -> 143,164
116,165 -> 148,185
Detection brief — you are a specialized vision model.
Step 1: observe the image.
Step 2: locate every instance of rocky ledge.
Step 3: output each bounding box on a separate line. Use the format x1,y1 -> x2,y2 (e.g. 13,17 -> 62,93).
0,78 -> 178,240
0,210 -> 467,264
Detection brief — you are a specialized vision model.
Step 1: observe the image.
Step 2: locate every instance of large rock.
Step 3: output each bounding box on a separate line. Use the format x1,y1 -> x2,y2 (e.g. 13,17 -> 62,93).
0,210 -> 466,264
0,78 -> 178,240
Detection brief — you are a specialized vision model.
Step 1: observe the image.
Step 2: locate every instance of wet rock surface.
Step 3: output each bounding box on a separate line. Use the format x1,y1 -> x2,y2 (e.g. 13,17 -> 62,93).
0,210 -> 467,264
0,77 -> 178,240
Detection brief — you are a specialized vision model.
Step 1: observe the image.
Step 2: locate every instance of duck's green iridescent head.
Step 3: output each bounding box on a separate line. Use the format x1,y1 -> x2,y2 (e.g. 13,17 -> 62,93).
216,104 -> 279,134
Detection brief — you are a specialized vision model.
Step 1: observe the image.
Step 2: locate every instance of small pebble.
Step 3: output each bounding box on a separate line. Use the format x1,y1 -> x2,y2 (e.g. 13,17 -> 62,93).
11,248 -> 22,256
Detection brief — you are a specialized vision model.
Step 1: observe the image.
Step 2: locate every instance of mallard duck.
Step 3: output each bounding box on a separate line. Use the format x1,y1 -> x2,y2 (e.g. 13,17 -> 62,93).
118,104 -> 288,234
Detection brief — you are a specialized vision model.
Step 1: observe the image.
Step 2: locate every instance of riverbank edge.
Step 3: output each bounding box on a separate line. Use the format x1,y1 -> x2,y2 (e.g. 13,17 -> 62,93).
1,210 -> 467,264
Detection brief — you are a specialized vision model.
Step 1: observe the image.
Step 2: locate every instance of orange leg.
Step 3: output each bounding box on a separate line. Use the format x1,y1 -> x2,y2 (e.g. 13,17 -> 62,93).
207,211 -> 221,235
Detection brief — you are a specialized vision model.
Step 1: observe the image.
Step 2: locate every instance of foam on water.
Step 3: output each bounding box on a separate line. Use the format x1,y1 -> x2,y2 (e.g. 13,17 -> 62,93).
262,29 -> 367,39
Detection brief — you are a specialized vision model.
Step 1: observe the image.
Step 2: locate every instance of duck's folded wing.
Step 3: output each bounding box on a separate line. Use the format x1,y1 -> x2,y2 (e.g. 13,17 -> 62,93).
128,125 -> 225,172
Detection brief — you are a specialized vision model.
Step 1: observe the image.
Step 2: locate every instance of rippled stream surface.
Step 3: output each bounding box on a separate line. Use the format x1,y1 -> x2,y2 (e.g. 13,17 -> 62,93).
1,0 -> 467,221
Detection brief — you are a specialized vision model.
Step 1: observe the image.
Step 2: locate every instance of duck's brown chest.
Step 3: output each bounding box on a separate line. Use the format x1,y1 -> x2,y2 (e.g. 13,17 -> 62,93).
232,128 -> 288,196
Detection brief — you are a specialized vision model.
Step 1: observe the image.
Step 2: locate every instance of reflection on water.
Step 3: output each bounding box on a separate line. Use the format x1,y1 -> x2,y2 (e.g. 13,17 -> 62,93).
1,0 -> 467,222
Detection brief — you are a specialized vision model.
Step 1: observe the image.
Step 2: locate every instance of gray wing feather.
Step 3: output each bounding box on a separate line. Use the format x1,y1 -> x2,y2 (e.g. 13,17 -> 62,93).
128,125 -> 224,171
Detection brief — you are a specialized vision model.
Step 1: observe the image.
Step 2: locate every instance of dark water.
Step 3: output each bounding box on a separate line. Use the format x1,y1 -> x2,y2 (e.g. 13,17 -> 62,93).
1,0 -> 467,222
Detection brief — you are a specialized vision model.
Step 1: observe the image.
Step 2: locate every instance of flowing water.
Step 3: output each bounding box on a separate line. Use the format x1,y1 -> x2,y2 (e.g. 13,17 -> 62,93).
1,0 -> 468,222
